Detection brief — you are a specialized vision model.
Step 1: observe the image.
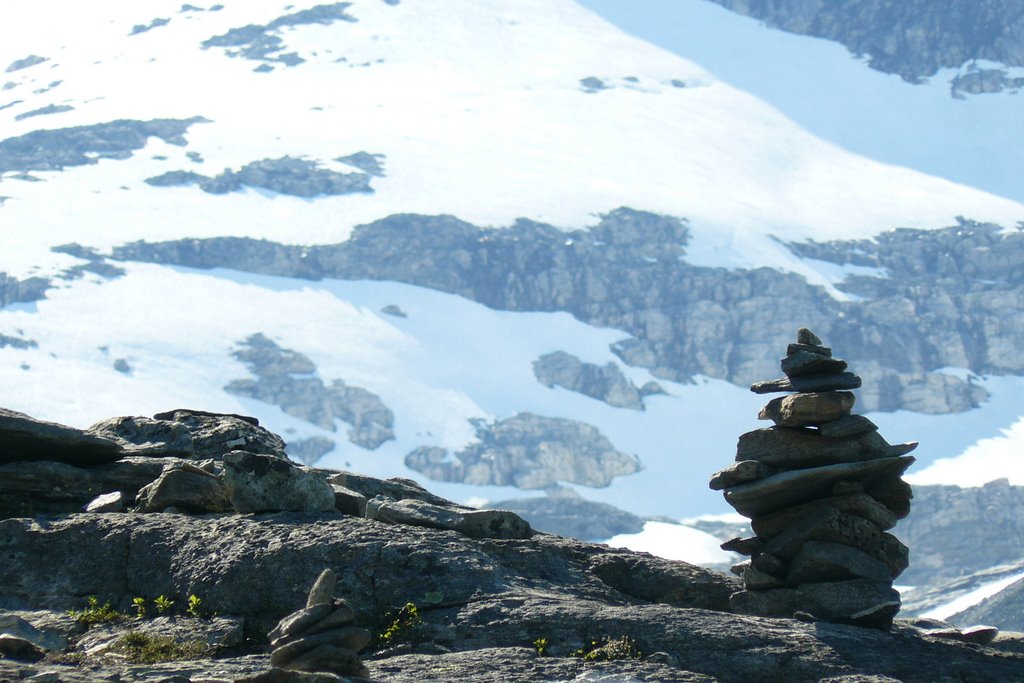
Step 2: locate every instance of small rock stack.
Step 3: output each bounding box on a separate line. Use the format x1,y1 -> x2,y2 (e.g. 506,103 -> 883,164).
709,328 -> 917,629
267,569 -> 371,677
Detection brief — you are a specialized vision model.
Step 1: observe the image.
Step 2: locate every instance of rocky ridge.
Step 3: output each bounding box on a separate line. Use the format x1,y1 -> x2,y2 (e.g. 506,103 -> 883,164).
2,406 -> 1024,681
707,0 -> 1024,87
107,211 -> 1024,415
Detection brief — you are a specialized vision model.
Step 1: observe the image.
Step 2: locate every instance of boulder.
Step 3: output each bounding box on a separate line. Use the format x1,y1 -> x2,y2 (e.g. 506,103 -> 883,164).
222,451 -> 336,514
136,461 -> 230,513
84,491 -> 125,513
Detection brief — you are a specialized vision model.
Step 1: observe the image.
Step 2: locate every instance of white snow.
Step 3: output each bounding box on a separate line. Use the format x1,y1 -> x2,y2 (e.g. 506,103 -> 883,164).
921,571 -> 1024,621
577,0 -> 1024,204
1,0 -> 1021,281
604,521 -> 734,566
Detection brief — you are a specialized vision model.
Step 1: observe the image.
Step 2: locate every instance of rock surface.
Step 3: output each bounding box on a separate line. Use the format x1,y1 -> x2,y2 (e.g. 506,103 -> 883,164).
404,412 -> 641,489
110,213 -> 1022,414
0,408 -> 123,466
532,350 -> 652,410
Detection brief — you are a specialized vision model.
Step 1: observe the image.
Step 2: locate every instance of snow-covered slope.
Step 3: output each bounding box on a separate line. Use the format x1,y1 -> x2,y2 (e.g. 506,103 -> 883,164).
2,0 -> 1024,531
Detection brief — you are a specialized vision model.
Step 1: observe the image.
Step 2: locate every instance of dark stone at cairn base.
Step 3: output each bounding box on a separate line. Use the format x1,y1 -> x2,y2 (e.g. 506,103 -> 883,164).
731,579 -> 901,628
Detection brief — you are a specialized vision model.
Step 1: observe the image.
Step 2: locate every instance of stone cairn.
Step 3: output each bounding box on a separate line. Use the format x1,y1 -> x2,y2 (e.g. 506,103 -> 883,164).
709,328 -> 917,629
266,568 -> 371,677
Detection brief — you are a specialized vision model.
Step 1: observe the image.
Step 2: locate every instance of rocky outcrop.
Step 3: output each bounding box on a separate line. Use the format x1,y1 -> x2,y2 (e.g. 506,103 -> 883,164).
3,406 -> 1024,681
0,408 -> 123,466
404,412 -> 641,489
201,3 -> 357,67
894,478 -> 1024,585
226,333 -> 394,450
708,0 -> 1024,84
145,156 -> 374,198
110,211 -> 1024,414
532,351 -> 662,410
487,487 -> 645,540
0,118 -> 208,175
712,329 -> 916,628
0,272 -> 51,308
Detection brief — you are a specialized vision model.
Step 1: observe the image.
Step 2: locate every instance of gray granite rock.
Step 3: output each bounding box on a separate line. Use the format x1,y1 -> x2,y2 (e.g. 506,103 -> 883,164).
787,540 -> 894,584
136,461 -> 230,513
0,408 -> 123,466
758,391 -> 856,427
84,491 -> 125,513
751,493 -> 898,538
366,497 -> 532,540
781,350 -> 848,377
709,459 -> 777,490
222,451 -> 336,514
532,350 -> 645,410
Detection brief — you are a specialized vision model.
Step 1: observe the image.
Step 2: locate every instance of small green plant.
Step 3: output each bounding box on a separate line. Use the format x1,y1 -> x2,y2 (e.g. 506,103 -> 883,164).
68,597 -> 122,627
154,595 -> 174,614
110,631 -> 208,663
573,635 -> 642,662
131,597 -> 147,619
186,594 -> 204,618
533,637 -> 549,656
377,602 -> 424,646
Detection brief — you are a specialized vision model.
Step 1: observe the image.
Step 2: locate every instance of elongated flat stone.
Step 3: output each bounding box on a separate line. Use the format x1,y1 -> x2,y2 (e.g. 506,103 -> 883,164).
817,415 -> 878,438
723,455 -> 915,517
752,552 -> 786,577
787,343 -> 831,358
743,565 -> 785,589
736,427 -> 914,469
787,540 -> 893,584
721,536 -> 764,556
268,602 -> 332,644
270,626 -> 371,667
751,493 -> 899,538
709,460 -> 777,490
798,579 -> 901,629
758,392 -> 855,427
750,373 -> 862,394
781,351 -> 847,378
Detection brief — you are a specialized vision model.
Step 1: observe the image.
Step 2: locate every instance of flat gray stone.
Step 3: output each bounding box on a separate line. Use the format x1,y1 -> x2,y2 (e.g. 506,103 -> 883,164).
330,484 -> 366,517
787,540 -> 894,584
284,643 -> 368,676
0,408 -> 123,466
817,415 -> 879,439
751,493 -> 899,538
750,372 -> 862,395
723,456 -> 915,517
222,451 -> 336,514
758,392 -> 855,427
366,497 -> 533,539
269,626 -> 370,667
709,460 -> 776,490
781,351 -> 847,377
742,565 -> 785,589
798,579 -> 901,628
0,633 -> 44,661
268,603 -> 332,645
736,427 -> 915,469
865,475 -> 914,518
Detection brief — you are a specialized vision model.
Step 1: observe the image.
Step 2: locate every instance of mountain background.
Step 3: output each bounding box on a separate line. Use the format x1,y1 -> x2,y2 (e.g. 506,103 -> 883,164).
2,0 -> 1024,630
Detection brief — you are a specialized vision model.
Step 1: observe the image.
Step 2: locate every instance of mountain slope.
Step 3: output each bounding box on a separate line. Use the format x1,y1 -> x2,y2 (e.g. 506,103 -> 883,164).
2,0 -> 1024,525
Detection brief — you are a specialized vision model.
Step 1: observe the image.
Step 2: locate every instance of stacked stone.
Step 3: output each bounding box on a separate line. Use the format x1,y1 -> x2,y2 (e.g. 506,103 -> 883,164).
709,329 -> 917,629
266,569 -> 371,677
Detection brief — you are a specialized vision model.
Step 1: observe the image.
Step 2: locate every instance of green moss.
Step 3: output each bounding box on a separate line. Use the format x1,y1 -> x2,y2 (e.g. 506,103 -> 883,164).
110,631 -> 209,663
532,637 -> 549,656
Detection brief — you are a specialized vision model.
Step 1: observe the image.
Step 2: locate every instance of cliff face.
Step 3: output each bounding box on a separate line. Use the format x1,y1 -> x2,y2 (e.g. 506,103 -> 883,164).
112,210 -> 1024,415
708,0 -> 1024,82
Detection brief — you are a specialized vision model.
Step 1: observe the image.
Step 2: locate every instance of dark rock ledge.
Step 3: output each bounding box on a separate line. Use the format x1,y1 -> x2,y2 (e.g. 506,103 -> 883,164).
1,407 -> 1023,682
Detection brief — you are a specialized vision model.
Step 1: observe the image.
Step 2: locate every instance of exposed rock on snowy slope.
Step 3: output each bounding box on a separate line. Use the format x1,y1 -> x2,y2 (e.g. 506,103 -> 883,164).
112,212 -> 1022,415
405,412 -> 640,489
3,407 -> 1024,683
533,350 -> 662,410
226,333 -> 395,450
707,0 -> 1024,86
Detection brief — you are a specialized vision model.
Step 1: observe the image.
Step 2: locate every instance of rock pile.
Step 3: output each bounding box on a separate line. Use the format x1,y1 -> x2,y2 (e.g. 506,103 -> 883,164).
265,569 -> 371,678
710,328 -> 917,628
